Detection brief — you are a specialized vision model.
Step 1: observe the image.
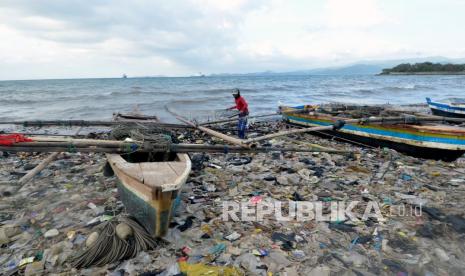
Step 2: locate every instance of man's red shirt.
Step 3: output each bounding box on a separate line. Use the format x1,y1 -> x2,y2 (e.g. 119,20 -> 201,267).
230,96 -> 249,114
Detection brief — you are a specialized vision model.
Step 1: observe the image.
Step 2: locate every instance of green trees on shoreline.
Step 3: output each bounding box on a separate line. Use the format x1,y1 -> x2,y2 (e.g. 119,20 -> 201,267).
381,62 -> 465,74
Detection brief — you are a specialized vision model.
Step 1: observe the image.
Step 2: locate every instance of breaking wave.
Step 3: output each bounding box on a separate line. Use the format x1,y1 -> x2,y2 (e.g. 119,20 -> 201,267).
381,84 -> 434,91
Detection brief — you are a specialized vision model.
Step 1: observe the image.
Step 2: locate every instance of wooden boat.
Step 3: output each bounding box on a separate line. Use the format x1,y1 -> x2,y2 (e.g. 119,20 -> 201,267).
426,97 -> 465,118
281,105 -> 465,161
106,151 -> 191,237
113,112 -> 159,122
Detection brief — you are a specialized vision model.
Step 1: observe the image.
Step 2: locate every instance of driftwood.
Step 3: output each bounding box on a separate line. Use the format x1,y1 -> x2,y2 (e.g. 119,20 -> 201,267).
15,127 -> 84,190
17,152 -> 60,187
174,116 -> 253,148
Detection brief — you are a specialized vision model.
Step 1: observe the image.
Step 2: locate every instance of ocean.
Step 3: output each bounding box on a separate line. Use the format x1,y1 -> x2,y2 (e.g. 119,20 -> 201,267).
1,75 -> 464,123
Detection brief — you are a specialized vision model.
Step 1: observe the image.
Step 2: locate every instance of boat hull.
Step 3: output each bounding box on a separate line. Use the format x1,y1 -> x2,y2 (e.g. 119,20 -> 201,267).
283,113 -> 465,161
430,108 -> 465,118
426,97 -> 465,118
116,180 -> 180,237
313,128 -> 464,161
112,112 -> 159,122
107,153 -> 191,237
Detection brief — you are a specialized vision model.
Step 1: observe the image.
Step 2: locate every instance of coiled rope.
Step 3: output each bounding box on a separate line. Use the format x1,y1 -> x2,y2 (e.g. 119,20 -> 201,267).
70,216 -> 159,268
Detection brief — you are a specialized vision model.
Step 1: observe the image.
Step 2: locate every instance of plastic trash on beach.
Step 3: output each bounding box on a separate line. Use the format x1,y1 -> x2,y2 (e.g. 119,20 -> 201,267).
0,119 -> 465,275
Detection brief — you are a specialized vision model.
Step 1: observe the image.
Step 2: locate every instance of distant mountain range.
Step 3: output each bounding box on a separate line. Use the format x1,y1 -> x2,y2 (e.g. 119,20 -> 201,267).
210,56 -> 465,76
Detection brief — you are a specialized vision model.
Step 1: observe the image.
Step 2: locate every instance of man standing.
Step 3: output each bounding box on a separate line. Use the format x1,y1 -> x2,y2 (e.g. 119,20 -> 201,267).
228,88 -> 249,139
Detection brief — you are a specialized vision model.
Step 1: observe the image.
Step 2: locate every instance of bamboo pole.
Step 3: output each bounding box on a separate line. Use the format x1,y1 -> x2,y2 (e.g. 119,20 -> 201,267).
0,120 -> 194,129
174,116 -> 253,148
199,113 -> 279,126
243,125 -> 340,144
167,143 -> 350,153
0,144 -> 351,154
28,137 -> 127,147
316,114 -> 465,124
410,112 -> 465,123
8,142 -> 123,148
0,146 -> 125,153
165,106 -> 256,148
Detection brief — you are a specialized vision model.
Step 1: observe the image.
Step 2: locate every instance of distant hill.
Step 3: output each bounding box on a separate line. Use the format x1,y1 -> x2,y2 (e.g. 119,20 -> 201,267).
380,62 -> 465,75
209,56 -> 465,76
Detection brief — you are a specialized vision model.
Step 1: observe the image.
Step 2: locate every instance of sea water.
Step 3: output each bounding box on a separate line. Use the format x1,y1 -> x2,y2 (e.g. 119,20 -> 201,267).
1,75 -> 464,123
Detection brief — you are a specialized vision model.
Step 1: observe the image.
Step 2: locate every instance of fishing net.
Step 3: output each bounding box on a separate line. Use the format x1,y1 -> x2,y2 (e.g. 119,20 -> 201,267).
70,216 -> 159,268
110,125 -> 174,146
110,124 -> 177,159
215,109 -> 240,119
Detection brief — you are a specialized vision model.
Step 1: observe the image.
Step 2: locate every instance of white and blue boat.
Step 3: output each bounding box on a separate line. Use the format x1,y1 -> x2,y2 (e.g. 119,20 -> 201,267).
426,97 -> 465,118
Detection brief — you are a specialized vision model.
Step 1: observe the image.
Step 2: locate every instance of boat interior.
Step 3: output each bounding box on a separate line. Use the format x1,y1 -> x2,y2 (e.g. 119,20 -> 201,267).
121,151 -> 179,163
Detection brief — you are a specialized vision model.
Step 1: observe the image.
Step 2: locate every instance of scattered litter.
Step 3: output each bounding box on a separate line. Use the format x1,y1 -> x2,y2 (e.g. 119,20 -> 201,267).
1,120 -> 464,275
44,229 -> 59,238
225,232 -> 241,241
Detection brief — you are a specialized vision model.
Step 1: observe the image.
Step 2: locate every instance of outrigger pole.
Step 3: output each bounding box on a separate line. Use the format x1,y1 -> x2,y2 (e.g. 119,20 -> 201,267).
0,120 -> 194,129
0,139 -> 352,154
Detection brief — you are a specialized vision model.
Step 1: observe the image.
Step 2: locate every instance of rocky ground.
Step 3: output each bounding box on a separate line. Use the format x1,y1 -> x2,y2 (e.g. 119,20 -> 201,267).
1,121 -> 465,275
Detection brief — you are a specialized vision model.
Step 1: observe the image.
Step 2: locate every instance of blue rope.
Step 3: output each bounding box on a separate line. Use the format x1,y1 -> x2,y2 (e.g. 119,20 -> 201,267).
68,144 -> 77,153
130,143 -> 139,152
349,236 -> 359,251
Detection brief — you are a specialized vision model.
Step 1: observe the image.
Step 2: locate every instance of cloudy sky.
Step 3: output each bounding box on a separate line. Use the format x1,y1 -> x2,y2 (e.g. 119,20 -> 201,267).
0,0 -> 464,80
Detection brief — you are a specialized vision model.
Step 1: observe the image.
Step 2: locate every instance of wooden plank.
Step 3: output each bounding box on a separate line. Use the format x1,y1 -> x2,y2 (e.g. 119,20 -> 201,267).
112,166 -> 156,201
167,163 -> 184,176
107,154 -> 144,183
140,163 -> 178,188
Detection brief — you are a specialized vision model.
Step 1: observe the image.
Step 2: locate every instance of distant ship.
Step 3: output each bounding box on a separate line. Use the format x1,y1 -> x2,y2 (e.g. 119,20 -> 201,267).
122,74 -> 128,79
188,72 -> 206,78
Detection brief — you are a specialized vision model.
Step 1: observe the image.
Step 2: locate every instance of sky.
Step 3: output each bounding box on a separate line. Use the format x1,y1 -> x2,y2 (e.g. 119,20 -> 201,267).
0,0 -> 464,80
